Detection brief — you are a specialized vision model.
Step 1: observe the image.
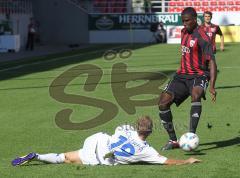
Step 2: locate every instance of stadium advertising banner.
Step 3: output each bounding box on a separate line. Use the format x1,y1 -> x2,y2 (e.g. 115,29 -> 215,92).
166,26 -> 183,44
89,13 -> 203,30
216,26 -> 240,43
167,26 -> 240,44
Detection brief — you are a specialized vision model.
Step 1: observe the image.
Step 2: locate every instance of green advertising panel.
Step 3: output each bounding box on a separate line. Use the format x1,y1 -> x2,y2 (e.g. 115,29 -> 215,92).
89,13 -> 203,30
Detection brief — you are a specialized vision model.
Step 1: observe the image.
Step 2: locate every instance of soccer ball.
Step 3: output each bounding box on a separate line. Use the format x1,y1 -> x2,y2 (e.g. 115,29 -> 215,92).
179,132 -> 199,151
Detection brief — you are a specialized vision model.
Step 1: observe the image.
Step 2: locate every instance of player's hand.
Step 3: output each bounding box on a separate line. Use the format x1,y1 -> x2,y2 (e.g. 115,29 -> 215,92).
186,157 -> 202,164
209,87 -> 217,102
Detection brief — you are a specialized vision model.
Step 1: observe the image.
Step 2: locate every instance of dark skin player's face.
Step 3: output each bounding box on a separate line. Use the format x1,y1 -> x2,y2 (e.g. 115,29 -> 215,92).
182,14 -> 197,33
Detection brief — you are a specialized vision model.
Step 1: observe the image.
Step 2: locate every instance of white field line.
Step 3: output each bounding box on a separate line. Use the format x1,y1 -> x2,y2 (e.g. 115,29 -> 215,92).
221,66 -> 240,69
0,45 -> 128,73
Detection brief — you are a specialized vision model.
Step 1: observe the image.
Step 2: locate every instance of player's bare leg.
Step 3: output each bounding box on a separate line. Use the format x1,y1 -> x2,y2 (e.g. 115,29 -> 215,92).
12,150 -> 83,166
64,151 -> 83,164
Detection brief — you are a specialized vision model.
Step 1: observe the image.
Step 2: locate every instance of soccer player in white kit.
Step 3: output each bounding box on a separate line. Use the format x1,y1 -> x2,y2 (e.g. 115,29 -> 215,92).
12,116 -> 201,166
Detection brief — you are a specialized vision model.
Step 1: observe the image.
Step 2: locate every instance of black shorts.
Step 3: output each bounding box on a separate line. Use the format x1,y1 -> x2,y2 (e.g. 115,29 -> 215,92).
163,74 -> 209,106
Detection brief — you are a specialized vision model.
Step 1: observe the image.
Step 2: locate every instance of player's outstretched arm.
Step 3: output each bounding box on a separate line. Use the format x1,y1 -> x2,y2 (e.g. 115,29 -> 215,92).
164,157 -> 202,165
209,59 -> 217,102
220,35 -> 224,51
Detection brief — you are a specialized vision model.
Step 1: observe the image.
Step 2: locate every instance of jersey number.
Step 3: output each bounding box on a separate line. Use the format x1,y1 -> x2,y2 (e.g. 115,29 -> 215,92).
110,135 -> 135,157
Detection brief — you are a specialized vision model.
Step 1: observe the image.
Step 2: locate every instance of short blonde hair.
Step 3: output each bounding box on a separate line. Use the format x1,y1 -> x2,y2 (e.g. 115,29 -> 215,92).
136,116 -> 153,137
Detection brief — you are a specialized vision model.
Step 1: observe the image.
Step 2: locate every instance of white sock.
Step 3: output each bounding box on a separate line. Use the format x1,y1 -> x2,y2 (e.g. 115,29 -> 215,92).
36,153 -> 65,164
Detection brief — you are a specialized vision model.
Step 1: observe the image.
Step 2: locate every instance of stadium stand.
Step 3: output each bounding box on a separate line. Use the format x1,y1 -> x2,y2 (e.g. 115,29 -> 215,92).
68,0 -> 240,13
0,0 -> 32,14
132,0 -> 144,13
93,0 -> 127,13
69,0 -> 128,13
67,0 -> 88,12
166,0 -> 240,13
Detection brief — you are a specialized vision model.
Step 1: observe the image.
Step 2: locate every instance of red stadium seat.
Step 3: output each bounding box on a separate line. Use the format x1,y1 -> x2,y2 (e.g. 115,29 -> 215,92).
175,7 -> 183,13
167,0 -> 240,13
216,7 -> 228,12
202,2 -> 209,6
169,1 -> 176,6
219,1 -> 226,6
171,8 -> 177,13
170,8 -> 176,13
236,1 -> 240,5
209,7 -> 217,12
210,1 -> 217,6
194,7 -> 201,12
177,1 -> 184,6
193,1 -> 201,6
234,6 -> 240,11
185,2 -> 193,6
227,1 -> 234,6
200,7 -> 208,12
227,6 -> 237,11
168,7 -> 175,13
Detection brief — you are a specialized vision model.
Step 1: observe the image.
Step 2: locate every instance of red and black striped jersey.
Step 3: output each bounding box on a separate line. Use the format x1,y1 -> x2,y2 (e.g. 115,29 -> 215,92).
177,26 -> 215,78
201,23 -> 223,53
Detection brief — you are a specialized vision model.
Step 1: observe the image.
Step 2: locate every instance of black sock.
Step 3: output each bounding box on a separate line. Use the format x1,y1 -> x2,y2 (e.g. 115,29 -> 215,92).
159,109 -> 177,141
189,102 -> 202,133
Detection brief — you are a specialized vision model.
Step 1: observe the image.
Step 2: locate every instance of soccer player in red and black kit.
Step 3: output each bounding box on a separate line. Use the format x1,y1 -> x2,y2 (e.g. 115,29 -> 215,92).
158,7 -> 217,150
202,11 -> 224,53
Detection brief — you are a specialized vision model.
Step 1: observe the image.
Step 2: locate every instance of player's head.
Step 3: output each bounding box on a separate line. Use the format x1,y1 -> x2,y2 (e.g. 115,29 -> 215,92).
181,7 -> 198,33
136,116 -> 153,139
203,11 -> 212,24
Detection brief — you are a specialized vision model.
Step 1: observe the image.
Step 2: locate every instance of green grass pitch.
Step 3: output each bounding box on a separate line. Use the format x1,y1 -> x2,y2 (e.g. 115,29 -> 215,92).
0,43 -> 239,178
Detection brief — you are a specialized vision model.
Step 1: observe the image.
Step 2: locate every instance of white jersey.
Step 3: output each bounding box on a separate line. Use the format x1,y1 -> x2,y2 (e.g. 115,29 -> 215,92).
78,125 -> 167,166
109,125 -> 167,165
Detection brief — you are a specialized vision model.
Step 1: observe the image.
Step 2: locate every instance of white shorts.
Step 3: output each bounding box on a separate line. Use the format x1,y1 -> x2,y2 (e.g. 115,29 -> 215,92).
78,132 -> 112,165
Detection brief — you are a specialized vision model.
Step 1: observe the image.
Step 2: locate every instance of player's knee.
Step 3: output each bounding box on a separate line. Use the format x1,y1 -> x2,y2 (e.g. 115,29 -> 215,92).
64,153 -> 76,164
158,99 -> 168,110
65,151 -> 82,164
158,93 -> 173,110
191,94 -> 201,102
63,153 -> 70,163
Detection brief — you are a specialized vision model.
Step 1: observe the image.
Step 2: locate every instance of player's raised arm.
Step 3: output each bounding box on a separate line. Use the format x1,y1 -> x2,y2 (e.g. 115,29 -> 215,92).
163,157 -> 202,165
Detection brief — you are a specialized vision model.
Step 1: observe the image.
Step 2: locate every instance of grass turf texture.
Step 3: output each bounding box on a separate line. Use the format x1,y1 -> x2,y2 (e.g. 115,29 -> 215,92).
0,43 -> 240,178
